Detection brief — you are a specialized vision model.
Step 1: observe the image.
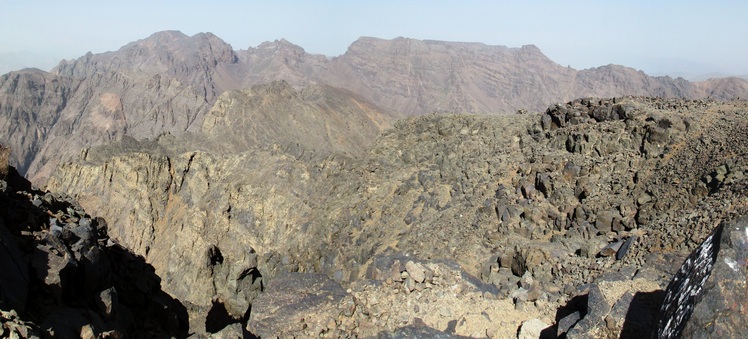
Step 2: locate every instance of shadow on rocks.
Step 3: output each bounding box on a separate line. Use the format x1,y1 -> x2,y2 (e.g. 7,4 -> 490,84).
0,167 -> 189,338
551,293 -> 588,338
619,290 -> 665,338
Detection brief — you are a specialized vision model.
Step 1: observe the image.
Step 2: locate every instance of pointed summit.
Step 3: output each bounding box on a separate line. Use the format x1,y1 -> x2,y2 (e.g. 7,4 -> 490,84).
53,30 -> 237,78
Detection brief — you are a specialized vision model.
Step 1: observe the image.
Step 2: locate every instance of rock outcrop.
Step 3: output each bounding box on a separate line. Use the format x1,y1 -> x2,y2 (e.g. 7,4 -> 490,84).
680,217 -> 748,338
45,97 -> 748,336
0,152 -> 188,338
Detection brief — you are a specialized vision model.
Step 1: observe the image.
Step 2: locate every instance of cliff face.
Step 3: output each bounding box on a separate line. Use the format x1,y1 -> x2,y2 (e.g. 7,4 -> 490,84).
47,97 -> 748,336
0,70 -> 80,175
4,32 -> 748,184
325,38 -> 578,115
47,147 -> 315,333
3,31 -> 244,184
43,80 -> 397,333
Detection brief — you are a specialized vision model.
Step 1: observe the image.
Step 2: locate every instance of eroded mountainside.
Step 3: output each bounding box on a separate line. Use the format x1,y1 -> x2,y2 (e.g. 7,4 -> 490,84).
45,97 -> 748,336
3,31 -> 748,184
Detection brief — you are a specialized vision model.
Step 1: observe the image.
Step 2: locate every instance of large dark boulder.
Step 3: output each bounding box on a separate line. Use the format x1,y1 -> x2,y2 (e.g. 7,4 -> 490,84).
680,217 -> 748,338
0,165 -> 189,338
654,222 -> 724,339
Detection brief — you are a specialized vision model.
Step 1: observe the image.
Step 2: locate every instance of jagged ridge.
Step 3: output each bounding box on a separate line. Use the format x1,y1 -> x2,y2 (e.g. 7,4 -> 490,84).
2,31 -> 748,184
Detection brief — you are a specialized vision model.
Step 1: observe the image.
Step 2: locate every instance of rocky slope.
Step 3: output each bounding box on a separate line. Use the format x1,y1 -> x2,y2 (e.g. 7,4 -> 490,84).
0,147 -> 190,338
200,80 -> 398,157
1,31 -> 244,184
4,31 -> 748,185
45,96 -> 748,336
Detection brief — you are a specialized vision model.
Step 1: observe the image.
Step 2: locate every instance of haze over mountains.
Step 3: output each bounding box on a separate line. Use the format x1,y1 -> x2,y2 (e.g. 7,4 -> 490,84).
2,29 -> 748,185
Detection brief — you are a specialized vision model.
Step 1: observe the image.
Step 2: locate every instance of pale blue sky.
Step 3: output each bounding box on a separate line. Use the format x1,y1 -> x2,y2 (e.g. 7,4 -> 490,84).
1,1 -> 746,78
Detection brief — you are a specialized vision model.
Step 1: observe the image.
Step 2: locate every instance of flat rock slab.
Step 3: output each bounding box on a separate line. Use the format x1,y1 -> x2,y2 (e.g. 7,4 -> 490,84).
247,273 -> 351,338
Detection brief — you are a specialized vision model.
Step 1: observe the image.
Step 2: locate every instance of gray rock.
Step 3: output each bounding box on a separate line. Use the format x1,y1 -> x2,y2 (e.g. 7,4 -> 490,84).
599,240 -> 623,257
206,322 -> 245,338
378,324 -> 467,338
594,212 -> 615,233
96,287 -> 118,320
655,222 -> 724,339
566,284 -> 611,338
31,243 -> 77,303
557,311 -> 581,337
615,236 -> 636,260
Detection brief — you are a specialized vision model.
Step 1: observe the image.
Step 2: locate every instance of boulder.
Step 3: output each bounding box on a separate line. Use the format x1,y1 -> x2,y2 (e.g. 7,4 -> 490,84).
680,218 -> 748,338
518,318 -> 550,339
655,222 -> 724,338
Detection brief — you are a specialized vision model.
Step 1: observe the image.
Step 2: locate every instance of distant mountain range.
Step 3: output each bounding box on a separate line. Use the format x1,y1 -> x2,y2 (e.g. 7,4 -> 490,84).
2,30 -> 748,184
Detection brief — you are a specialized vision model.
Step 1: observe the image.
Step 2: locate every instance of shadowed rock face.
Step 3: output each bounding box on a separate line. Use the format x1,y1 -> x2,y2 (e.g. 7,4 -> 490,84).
0,165 -> 188,338
0,70 -> 80,175
4,32 -> 748,185
44,96 -> 748,336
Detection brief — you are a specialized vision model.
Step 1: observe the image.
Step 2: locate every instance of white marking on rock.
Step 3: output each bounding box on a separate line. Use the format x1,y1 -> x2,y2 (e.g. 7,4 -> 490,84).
725,257 -> 739,272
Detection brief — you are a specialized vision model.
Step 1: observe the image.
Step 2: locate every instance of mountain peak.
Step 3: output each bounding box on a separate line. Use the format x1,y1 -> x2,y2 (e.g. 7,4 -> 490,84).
255,38 -> 305,52
145,30 -> 189,41
52,29 -> 237,78
519,44 -> 542,53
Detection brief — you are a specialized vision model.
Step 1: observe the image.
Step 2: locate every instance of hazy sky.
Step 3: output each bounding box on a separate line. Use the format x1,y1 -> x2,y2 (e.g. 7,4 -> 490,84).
1,1 -> 747,78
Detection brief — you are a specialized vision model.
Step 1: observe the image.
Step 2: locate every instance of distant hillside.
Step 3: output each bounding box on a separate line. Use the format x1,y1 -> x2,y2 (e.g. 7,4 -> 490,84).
2,30 -> 748,183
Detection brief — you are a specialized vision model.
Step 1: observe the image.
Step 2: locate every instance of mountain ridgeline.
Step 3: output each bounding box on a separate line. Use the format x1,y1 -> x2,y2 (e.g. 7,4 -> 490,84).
3,30 -> 748,337
2,30 -> 748,184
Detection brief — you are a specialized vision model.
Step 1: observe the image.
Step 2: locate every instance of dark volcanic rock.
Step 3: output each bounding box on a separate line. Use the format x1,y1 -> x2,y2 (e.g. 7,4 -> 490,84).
680,217 -> 748,338
378,325 -> 470,338
655,221 -> 724,339
0,217 -> 28,312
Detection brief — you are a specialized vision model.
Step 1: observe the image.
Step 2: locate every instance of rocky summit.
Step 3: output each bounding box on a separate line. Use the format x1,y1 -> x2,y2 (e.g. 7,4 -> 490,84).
28,95 -> 748,337
2,31 -> 748,338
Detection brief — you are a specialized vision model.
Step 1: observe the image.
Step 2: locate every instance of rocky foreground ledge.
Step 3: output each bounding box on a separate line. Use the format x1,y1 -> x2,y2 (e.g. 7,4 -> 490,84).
4,97 -> 748,338
0,150 -> 191,338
